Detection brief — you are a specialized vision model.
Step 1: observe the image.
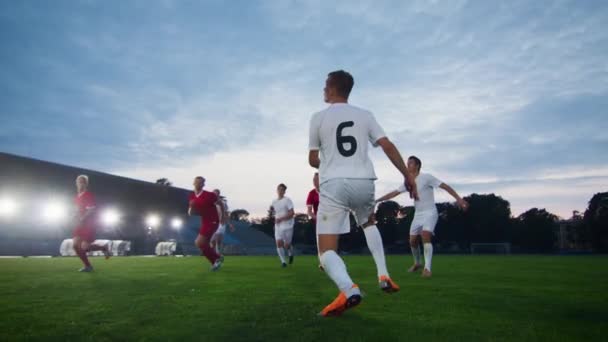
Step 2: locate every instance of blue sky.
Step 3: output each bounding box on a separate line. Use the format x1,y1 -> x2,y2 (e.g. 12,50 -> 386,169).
1,0 -> 607,217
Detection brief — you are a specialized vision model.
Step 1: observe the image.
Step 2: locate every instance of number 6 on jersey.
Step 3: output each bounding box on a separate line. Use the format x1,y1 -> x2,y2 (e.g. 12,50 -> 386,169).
336,121 -> 357,157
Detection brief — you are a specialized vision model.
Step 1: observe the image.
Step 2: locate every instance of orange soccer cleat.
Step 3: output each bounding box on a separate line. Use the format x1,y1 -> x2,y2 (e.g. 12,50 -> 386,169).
319,285 -> 362,317
379,275 -> 400,293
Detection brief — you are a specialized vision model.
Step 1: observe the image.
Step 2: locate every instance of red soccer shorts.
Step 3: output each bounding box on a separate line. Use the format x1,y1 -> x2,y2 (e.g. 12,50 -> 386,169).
199,222 -> 219,239
73,226 -> 96,243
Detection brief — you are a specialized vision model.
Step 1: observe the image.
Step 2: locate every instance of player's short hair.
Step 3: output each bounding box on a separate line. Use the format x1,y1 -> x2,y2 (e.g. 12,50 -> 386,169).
278,183 -> 287,191
213,189 -> 220,195
408,156 -> 422,171
327,70 -> 354,99
195,176 -> 205,181
76,174 -> 89,184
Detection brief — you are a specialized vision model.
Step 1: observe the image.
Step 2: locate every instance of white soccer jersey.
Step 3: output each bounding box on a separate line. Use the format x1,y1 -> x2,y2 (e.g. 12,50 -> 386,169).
271,197 -> 294,230
398,173 -> 443,212
309,103 -> 386,184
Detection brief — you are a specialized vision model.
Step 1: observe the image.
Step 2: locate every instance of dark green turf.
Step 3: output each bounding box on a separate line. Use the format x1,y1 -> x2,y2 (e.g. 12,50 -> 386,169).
0,255 -> 606,341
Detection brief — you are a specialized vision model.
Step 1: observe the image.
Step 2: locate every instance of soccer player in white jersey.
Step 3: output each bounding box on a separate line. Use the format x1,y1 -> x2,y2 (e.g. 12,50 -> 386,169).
210,189 -> 234,259
376,156 -> 468,277
309,70 -> 418,317
271,183 -> 295,267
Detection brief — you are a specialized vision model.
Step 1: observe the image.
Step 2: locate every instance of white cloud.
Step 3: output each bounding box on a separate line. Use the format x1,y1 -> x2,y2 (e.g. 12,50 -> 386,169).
4,0 -> 608,221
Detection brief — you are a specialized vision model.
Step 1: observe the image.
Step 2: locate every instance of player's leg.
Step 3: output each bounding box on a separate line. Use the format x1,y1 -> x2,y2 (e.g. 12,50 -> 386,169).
408,214 -> 424,272
88,240 -> 111,259
72,236 -> 92,271
78,240 -> 94,271
196,229 -> 221,268
209,232 -> 217,249
361,219 -> 400,293
317,180 -> 361,317
276,236 -> 287,267
317,234 -> 324,271
318,234 -> 361,316
421,211 -> 438,277
350,179 -> 398,292
212,224 -> 225,255
408,234 -> 422,272
216,233 -> 224,257
421,231 -> 433,277
284,228 -> 294,264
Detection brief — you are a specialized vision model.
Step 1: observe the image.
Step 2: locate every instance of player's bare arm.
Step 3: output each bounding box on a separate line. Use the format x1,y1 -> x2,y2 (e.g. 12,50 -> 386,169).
439,183 -> 469,210
308,150 -> 320,169
375,190 -> 401,203
307,205 -> 316,220
376,137 -> 419,200
188,200 -> 196,216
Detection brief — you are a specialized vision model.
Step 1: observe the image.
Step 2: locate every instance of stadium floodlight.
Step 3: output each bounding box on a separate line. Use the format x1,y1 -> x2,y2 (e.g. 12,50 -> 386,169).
170,217 -> 183,230
101,208 -> 120,226
0,197 -> 18,218
146,214 -> 161,228
43,201 -> 67,223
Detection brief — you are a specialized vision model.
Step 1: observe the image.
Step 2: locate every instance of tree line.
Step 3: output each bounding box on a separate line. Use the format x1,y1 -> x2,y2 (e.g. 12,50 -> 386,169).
237,192 -> 608,254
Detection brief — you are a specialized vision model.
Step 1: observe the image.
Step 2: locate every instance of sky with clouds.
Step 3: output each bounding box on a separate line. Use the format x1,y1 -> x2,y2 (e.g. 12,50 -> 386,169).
1,0 -> 607,218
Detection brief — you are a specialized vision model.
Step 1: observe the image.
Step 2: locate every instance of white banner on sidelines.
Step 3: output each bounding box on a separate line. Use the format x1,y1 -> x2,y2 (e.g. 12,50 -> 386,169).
155,241 -> 177,256
59,239 -> 131,256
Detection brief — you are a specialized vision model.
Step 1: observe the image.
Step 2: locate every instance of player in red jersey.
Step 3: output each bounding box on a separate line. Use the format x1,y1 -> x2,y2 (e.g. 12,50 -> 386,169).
306,172 -> 324,270
306,172 -> 320,221
72,175 -> 110,272
188,176 -> 225,271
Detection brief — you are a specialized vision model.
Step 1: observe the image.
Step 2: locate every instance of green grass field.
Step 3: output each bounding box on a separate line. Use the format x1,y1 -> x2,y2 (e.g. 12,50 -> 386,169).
0,255 -> 607,341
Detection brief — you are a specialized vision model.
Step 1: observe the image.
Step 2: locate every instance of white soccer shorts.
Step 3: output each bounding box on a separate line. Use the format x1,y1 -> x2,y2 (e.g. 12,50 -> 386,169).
409,210 -> 439,235
275,227 -> 294,244
210,224 -> 226,243
316,178 -> 375,235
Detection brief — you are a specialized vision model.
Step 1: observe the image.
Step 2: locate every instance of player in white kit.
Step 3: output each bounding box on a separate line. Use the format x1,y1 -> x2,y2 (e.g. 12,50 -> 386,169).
309,70 -> 418,317
210,189 -> 234,260
376,156 -> 468,277
271,183 -> 295,267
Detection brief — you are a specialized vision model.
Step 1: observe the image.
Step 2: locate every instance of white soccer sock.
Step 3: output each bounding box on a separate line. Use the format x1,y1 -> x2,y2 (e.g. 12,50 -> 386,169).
411,245 -> 421,265
215,244 -> 221,255
287,246 -> 293,257
277,247 -> 286,264
320,250 -> 354,292
363,225 -> 389,278
423,242 -> 433,271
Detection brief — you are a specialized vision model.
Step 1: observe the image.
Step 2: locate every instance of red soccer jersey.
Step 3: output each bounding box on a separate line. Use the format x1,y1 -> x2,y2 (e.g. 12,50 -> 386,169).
75,191 -> 96,230
189,190 -> 219,225
306,188 -> 319,215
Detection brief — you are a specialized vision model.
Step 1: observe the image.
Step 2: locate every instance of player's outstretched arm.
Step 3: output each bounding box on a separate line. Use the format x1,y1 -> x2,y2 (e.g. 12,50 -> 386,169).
375,190 -> 402,203
376,137 -> 419,200
439,183 -> 469,210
